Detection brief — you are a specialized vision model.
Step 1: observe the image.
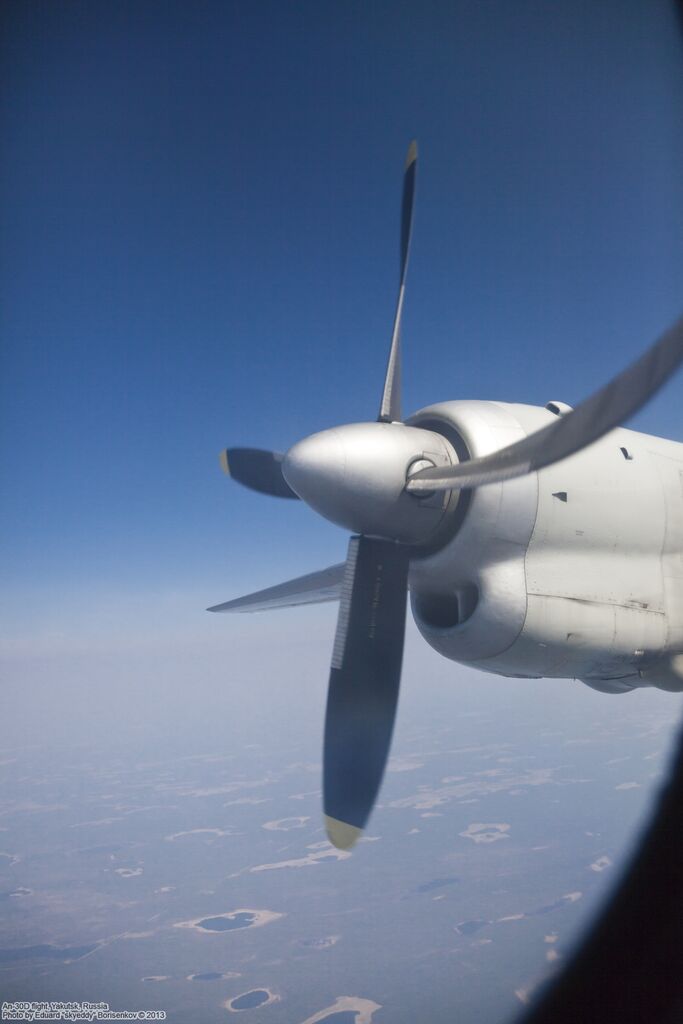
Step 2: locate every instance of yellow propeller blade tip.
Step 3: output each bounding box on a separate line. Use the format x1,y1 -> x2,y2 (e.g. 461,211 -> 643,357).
219,450 -> 230,476
324,815 -> 362,851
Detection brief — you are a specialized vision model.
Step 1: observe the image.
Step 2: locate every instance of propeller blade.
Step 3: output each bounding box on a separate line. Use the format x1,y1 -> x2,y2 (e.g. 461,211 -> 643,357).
207,562 -> 345,614
220,448 -> 299,499
378,140 -> 418,424
323,535 -> 409,850
407,313 -> 683,494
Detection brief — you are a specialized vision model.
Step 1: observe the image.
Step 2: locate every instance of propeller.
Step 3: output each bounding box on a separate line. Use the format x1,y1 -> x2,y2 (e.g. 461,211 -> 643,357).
219,447 -> 299,499
302,141 -> 420,848
378,139 -> 417,423
407,312 -> 683,494
217,140 -> 683,850
323,536 -> 409,849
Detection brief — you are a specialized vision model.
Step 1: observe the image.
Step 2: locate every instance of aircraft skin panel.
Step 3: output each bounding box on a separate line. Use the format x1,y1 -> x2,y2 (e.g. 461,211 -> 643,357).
502,403 -> 677,682
518,410 -> 669,680
524,426 -> 665,609
651,452 -> 683,653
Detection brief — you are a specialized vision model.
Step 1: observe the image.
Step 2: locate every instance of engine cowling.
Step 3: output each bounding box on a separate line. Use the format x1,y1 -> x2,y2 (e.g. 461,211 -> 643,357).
406,399 -> 683,692
406,400 -> 539,672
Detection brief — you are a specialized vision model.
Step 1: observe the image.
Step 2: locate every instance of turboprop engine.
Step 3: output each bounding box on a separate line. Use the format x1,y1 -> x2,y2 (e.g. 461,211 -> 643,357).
210,142 -> 683,847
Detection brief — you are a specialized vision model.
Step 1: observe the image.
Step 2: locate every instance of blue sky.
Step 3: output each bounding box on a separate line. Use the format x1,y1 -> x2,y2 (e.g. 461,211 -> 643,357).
2,1 -> 683,748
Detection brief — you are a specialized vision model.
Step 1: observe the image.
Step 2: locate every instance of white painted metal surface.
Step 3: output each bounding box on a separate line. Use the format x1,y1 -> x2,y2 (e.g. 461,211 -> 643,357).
282,421 -> 457,544
408,400 -> 683,692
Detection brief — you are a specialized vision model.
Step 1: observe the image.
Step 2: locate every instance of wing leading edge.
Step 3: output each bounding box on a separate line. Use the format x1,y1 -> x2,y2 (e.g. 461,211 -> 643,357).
207,563 -> 345,614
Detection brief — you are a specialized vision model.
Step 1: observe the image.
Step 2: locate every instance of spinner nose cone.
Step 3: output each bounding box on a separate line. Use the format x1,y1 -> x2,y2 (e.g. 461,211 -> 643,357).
282,422 -> 456,543
282,427 -> 348,515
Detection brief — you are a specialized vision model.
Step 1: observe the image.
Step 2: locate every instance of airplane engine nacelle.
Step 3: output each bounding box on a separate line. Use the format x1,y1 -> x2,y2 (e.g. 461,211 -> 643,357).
406,399 -> 683,690
406,400 -> 539,671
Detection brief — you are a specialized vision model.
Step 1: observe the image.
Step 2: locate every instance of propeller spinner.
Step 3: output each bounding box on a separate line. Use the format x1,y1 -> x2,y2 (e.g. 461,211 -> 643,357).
214,141 -> 683,850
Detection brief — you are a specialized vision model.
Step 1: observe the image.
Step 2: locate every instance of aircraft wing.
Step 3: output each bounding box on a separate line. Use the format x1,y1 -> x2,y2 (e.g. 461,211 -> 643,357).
207,563 -> 345,613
